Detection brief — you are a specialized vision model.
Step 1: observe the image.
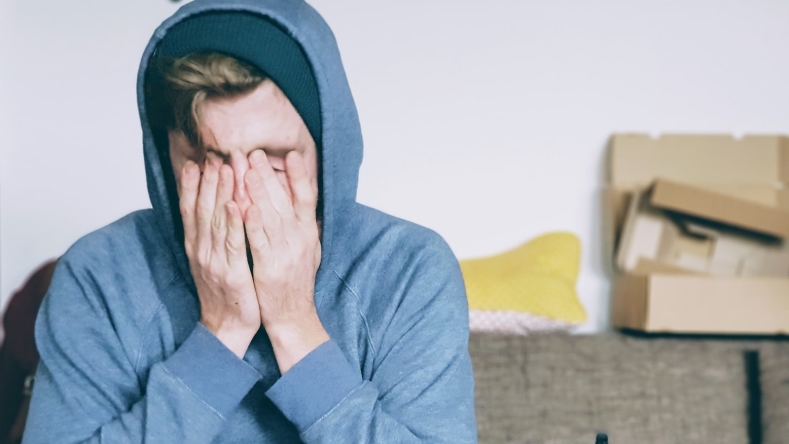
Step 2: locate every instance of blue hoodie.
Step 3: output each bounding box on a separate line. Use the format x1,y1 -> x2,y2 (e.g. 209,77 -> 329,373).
22,1 -> 477,443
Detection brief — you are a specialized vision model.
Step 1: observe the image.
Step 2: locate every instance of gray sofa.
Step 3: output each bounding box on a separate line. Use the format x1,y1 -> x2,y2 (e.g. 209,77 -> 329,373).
468,332 -> 788,444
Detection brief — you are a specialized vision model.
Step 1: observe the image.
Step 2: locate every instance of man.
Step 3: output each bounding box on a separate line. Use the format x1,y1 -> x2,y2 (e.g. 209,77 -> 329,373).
23,1 -> 476,443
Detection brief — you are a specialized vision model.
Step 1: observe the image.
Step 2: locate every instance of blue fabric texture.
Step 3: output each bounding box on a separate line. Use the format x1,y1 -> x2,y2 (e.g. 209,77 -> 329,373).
22,1 -> 477,443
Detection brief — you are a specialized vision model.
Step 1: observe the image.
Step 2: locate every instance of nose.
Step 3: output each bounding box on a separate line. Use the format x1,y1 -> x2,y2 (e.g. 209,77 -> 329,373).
229,154 -> 251,214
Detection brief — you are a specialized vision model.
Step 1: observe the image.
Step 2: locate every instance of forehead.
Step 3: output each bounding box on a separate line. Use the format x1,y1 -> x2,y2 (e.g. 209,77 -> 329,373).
197,80 -> 307,153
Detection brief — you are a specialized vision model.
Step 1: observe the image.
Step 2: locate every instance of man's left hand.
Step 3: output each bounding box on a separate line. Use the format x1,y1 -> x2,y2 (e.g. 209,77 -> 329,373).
243,149 -> 329,374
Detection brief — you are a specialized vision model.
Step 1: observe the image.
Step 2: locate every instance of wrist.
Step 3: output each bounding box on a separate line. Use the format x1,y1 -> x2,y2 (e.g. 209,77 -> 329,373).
265,314 -> 330,374
201,320 -> 257,358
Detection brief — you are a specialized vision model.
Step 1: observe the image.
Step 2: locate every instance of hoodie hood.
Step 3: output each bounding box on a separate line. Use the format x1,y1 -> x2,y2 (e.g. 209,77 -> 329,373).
137,0 -> 363,285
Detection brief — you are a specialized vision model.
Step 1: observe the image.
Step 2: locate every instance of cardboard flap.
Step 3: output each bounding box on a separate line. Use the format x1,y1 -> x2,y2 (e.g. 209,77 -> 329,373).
649,179 -> 789,238
609,134 -> 787,187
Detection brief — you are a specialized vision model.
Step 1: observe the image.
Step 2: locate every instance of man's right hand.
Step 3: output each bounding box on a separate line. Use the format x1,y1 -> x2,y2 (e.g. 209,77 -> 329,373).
179,161 -> 260,358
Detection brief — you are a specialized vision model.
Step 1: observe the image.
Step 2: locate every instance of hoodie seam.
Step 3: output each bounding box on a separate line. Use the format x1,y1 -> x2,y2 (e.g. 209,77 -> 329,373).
133,275 -> 178,375
332,270 -> 377,359
133,302 -> 165,376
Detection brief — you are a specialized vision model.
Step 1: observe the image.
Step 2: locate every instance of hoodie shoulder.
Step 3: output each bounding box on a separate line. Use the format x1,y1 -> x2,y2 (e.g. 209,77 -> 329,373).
329,204 -> 469,364
56,209 -> 180,327
332,204 -> 455,269
64,209 -> 173,273
331,203 -> 465,308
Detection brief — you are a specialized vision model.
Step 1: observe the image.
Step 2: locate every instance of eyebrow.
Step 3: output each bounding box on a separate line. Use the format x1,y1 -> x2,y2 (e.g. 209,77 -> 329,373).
203,147 -> 230,161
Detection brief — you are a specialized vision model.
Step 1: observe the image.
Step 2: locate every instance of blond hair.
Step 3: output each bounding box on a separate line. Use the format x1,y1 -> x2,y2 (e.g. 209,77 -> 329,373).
146,51 -> 266,147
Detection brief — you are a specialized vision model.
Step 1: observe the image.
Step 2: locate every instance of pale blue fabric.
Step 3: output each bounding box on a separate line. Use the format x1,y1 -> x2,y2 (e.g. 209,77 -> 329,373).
23,1 -> 477,443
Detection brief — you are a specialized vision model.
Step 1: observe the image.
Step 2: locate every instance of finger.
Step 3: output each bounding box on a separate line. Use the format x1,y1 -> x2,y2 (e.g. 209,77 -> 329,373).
244,204 -> 271,261
244,168 -> 282,229
210,165 -> 233,262
215,164 -> 234,212
225,201 -> 247,268
314,239 -> 322,270
248,150 -> 294,220
196,163 -> 219,251
245,169 -> 287,249
179,161 -> 200,245
285,151 -> 318,224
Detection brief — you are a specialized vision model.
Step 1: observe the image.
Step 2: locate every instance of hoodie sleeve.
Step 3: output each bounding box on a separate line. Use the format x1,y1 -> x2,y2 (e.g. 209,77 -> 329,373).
264,239 -> 478,443
21,257 -> 262,444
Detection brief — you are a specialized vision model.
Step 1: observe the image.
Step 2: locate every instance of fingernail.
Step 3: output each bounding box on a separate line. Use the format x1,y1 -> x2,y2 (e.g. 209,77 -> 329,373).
250,150 -> 265,166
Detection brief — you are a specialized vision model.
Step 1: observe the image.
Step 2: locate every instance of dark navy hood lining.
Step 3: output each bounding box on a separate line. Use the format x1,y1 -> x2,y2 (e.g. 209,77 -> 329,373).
136,0 -> 364,293
152,11 -> 322,148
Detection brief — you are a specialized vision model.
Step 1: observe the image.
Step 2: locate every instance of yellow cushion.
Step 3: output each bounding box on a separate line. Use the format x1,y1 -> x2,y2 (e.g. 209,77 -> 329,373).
460,232 -> 586,326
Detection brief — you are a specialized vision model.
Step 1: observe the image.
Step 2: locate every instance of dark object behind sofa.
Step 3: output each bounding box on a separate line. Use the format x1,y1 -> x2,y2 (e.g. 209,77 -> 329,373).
0,260 -> 57,444
468,332 -> 788,444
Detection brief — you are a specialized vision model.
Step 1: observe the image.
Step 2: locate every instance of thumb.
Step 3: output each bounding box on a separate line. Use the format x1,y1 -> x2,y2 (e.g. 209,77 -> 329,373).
314,241 -> 322,270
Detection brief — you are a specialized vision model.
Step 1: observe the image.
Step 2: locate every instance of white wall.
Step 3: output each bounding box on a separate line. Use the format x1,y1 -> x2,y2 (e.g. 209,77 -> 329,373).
3,0 -> 789,334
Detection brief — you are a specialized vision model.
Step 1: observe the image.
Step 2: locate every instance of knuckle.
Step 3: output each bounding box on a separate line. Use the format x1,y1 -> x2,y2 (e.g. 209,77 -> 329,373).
179,202 -> 191,217
195,250 -> 210,269
250,239 -> 267,253
225,238 -> 241,255
211,213 -> 223,230
195,259 -> 209,271
196,213 -> 209,228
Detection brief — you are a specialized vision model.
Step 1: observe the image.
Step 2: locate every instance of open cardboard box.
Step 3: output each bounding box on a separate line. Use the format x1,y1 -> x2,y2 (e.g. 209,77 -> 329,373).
616,180 -> 789,277
605,134 -> 789,334
604,134 -> 789,259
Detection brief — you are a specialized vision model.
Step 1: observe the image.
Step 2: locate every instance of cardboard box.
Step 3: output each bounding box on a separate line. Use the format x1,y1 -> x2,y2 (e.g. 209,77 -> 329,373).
607,133 -> 789,334
612,274 -> 789,334
604,134 -> 789,255
615,183 -> 789,277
